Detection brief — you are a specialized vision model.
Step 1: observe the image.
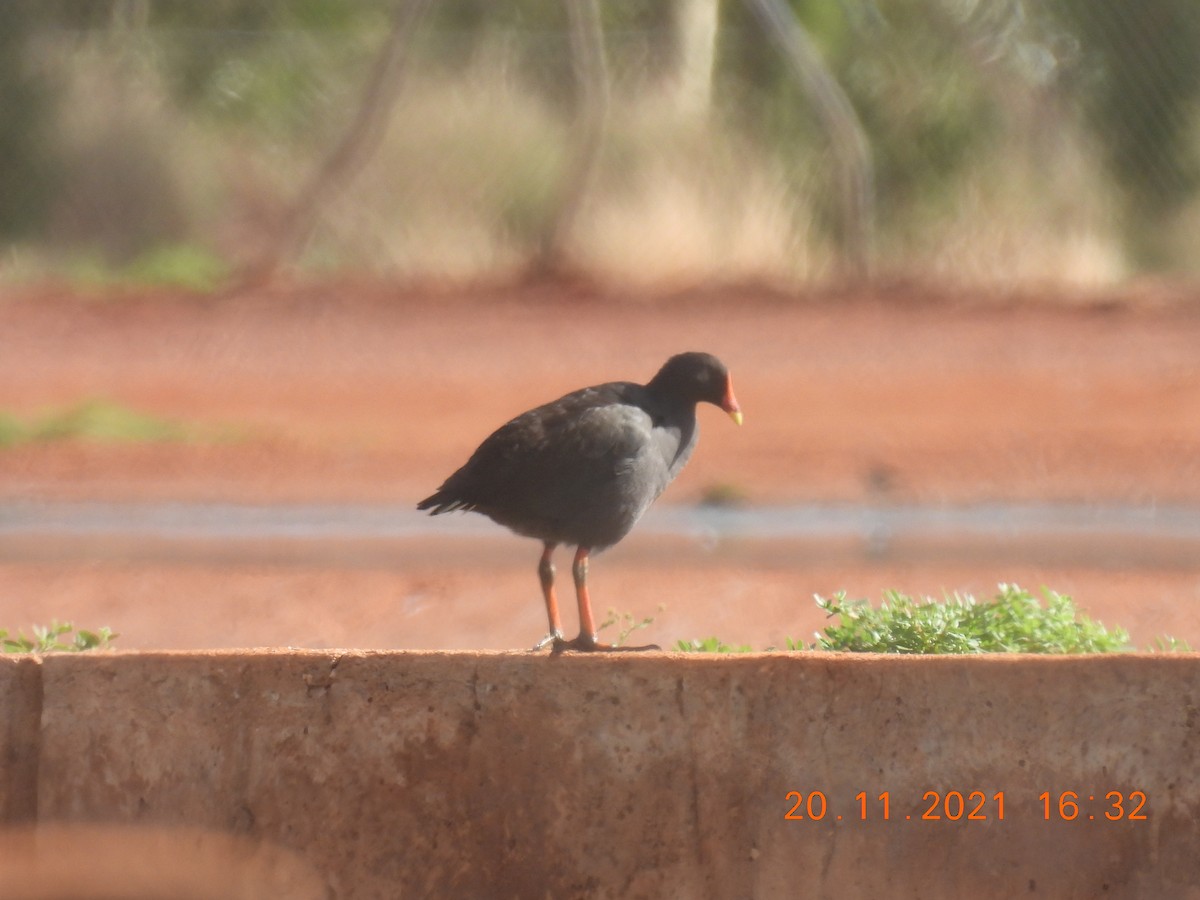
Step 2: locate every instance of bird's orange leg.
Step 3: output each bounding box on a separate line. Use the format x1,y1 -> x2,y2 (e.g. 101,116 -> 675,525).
571,546 -> 601,648
558,546 -> 660,653
531,542 -> 566,651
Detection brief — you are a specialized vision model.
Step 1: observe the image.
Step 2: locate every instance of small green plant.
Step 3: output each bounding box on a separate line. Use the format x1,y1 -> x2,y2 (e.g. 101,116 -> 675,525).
2,622 -> 118,654
0,399 -> 202,448
1149,635 -> 1193,653
811,585 -> 1130,654
598,605 -> 663,648
674,636 -> 754,653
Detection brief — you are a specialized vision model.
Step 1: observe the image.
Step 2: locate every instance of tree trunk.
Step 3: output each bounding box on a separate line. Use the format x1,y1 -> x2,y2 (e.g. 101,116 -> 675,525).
532,0 -> 610,276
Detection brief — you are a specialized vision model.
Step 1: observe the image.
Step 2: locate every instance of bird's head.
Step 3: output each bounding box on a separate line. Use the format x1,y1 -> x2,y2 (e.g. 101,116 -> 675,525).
648,352 -> 743,425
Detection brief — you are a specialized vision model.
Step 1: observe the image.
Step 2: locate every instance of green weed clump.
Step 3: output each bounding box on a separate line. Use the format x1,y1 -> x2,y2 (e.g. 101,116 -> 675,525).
812,585 -> 1129,654
2,622 -> 117,654
673,585 -> 1187,655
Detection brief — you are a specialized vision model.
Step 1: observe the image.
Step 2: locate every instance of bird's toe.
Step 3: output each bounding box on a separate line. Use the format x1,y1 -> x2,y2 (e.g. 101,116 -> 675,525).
551,635 -> 660,653
531,630 -> 566,652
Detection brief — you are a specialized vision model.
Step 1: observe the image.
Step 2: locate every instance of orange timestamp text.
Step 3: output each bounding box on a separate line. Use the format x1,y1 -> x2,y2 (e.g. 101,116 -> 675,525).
784,790 -> 1148,822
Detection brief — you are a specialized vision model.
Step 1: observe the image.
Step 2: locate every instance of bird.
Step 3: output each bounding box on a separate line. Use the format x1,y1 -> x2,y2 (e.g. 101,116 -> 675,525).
417,351 -> 743,652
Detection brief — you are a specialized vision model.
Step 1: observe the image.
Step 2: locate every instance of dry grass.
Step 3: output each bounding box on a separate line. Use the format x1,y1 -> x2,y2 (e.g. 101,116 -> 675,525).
907,129 -> 1128,287
321,64 -> 565,282
310,60 -> 826,287
5,32 -> 1182,291
42,45 -> 219,263
203,58 -> 1154,290
570,97 -> 825,288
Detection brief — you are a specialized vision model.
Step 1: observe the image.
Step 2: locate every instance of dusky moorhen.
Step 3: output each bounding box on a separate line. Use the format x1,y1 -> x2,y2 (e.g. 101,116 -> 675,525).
418,351 -> 742,651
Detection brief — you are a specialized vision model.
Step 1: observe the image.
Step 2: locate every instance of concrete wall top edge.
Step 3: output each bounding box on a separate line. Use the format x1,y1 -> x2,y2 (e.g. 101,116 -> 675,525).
5,647 -> 1199,666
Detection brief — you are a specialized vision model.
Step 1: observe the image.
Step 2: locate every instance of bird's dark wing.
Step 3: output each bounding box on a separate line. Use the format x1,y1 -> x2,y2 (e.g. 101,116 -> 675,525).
417,382 -> 651,517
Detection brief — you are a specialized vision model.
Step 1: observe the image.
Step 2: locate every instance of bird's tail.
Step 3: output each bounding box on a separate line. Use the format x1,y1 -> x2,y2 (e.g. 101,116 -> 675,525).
416,489 -> 470,515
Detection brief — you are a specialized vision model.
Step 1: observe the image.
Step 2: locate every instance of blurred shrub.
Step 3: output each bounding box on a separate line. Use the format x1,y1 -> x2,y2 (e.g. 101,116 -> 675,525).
0,1 -> 60,241
1047,0 -> 1200,268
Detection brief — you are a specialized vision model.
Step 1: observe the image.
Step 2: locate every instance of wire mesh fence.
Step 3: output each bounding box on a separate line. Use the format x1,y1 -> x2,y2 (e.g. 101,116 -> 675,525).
1,0 -> 1197,290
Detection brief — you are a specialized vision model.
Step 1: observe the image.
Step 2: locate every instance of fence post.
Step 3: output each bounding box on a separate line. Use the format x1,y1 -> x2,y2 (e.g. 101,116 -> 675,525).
236,0 -> 436,289
743,0 -> 874,280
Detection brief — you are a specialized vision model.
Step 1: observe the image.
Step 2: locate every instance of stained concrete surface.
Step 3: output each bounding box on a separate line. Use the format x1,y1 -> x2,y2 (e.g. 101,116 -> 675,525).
0,656 -> 39,824
3,651 -> 1200,898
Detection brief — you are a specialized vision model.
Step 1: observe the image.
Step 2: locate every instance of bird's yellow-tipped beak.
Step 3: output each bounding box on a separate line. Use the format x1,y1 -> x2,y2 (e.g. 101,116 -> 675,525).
723,375 -> 743,426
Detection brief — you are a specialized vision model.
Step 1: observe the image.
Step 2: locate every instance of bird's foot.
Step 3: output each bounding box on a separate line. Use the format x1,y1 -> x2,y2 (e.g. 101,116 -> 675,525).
531,630 -> 565,652
550,634 -> 661,653
605,642 -> 662,652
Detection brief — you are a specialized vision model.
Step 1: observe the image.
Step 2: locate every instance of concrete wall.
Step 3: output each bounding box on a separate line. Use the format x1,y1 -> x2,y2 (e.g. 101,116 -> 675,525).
2,650 -> 1198,899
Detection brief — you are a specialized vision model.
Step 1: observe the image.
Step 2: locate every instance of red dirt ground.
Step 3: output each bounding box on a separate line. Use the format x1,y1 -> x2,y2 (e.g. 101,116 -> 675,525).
2,278 -> 1199,651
